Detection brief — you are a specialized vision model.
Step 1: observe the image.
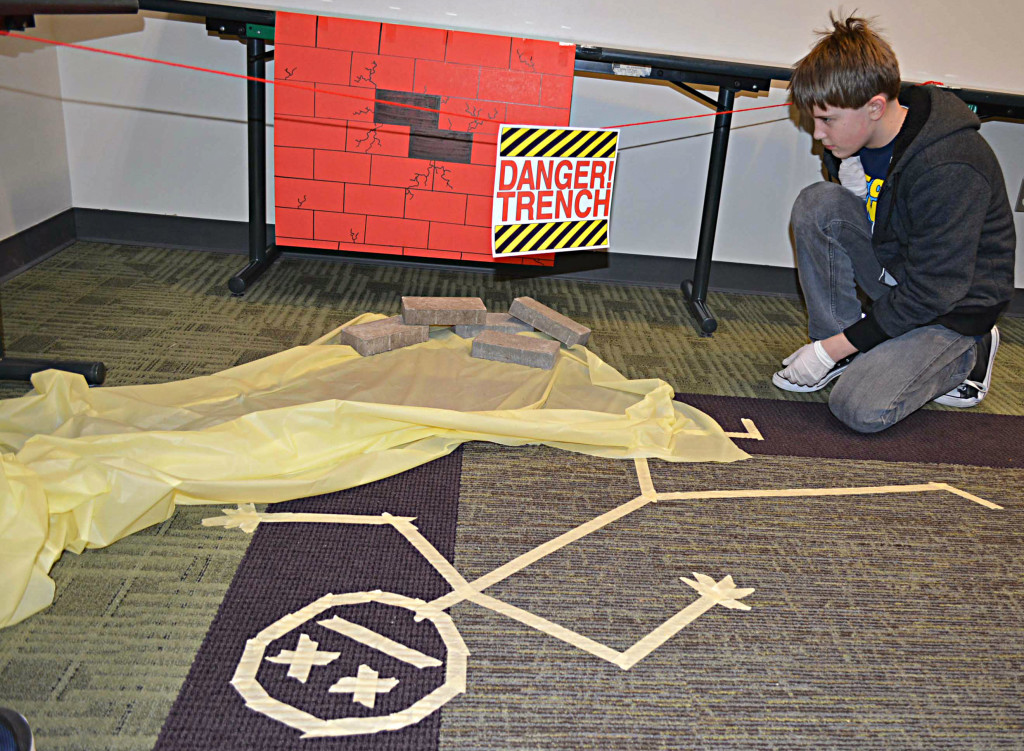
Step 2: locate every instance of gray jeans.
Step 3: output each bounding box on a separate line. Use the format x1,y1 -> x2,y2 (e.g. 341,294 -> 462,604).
790,182 -> 976,433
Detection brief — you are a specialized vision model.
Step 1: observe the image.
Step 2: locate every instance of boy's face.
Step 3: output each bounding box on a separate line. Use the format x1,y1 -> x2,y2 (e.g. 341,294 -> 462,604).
811,97 -> 887,159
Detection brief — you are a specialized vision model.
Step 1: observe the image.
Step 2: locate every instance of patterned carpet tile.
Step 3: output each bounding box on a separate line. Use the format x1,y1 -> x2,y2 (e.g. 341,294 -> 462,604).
0,507 -> 257,751
154,452 -> 464,751
443,443 -> 1023,749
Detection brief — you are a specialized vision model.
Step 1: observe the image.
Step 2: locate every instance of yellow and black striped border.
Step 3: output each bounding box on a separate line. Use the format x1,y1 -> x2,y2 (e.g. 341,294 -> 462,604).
498,126 -> 618,159
494,219 -> 609,255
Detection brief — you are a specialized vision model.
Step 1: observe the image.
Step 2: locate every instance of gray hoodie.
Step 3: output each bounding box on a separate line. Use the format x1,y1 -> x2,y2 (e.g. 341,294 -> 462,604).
825,85 -> 1016,352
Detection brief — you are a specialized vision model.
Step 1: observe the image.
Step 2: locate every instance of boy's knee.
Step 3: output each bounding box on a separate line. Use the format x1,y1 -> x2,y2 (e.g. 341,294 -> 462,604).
791,182 -> 861,229
828,378 -> 898,434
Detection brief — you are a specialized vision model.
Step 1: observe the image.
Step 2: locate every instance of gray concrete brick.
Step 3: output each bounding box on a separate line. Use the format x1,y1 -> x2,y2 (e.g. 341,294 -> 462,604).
454,312 -> 535,338
507,297 -> 591,347
340,315 -> 429,356
401,296 -> 487,326
471,330 -> 560,370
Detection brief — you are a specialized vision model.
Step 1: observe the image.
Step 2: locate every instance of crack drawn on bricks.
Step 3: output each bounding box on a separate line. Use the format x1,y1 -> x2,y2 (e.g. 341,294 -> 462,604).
433,163 -> 453,190
355,126 -> 382,152
515,48 -> 535,72
354,60 -> 378,88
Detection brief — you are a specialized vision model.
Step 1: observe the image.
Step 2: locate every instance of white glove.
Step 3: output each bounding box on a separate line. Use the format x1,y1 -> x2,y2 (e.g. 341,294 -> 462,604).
777,341 -> 835,387
838,157 -> 868,199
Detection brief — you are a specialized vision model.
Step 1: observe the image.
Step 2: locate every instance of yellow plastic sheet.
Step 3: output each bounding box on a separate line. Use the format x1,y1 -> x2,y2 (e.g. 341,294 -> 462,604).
0,315 -> 747,628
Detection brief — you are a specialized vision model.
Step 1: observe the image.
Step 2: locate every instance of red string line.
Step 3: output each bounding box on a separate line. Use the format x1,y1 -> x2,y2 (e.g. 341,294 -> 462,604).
0,29 -> 793,129
602,102 -> 792,130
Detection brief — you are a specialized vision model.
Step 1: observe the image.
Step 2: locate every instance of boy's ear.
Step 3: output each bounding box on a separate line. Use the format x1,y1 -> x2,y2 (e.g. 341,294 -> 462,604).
866,94 -> 888,121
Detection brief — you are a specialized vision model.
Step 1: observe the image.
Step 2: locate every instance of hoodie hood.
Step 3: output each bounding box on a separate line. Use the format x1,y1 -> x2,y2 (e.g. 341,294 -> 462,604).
888,85 -> 982,176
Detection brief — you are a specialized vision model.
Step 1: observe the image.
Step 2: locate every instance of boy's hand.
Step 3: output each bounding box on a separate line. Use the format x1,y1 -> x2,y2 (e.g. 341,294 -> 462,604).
838,157 -> 868,198
777,341 -> 835,387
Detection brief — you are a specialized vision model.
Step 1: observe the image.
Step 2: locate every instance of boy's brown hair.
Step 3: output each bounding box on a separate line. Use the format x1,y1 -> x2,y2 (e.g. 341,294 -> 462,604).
790,12 -> 901,114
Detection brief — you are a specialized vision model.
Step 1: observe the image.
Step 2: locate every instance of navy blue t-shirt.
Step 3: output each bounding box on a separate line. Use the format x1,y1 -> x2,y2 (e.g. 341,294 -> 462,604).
857,137 -> 896,226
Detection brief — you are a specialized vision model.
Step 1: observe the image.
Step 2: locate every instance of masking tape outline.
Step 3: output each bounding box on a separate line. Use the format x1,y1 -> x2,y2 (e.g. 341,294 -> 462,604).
204,477 -> 1000,650
635,457 -> 657,498
328,664 -> 400,709
231,591 -> 468,738
209,459 -> 1001,737
724,418 -> 764,440
318,616 -> 443,669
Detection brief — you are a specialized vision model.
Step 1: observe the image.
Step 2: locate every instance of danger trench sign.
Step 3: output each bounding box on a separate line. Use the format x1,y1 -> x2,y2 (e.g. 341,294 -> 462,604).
492,126 -> 620,257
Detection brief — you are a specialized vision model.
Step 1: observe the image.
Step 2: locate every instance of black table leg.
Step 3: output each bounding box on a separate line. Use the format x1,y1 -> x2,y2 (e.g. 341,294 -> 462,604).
0,299 -> 105,385
228,36 -> 279,295
0,355 -> 105,384
682,87 -> 736,336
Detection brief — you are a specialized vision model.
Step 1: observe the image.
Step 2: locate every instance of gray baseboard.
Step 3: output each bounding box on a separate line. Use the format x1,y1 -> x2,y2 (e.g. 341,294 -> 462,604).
0,209 -> 77,282
74,208 -> 263,254
5,208 -> 1022,315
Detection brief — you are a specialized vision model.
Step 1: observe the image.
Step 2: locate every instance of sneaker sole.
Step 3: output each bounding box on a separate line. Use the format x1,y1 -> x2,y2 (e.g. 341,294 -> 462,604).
933,326 -> 1000,408
772,363 -> 849,393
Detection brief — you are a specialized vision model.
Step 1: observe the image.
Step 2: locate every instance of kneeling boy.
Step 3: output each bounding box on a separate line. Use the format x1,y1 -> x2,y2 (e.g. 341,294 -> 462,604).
776,13 -> 1016,432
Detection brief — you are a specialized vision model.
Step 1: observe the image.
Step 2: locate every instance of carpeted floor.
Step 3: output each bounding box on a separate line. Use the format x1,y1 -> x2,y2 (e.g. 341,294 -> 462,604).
3,242 -> 1021,409
442,446 -> 1022,750
0,242 -> 1021,749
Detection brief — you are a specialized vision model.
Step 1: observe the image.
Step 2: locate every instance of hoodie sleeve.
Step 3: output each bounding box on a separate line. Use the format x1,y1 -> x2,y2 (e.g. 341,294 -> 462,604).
844,162 -> 989,352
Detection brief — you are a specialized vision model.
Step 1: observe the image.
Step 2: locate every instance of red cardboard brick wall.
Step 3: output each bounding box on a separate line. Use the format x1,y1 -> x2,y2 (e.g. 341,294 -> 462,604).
273,13 -> 576,266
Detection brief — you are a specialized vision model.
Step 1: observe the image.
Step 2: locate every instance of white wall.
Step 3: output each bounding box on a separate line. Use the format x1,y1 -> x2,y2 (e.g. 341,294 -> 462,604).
53,12 -> 275,221
0,17 -> 73,240
980,119 -> 1024,286
2,4 -> 1021,287
230,0 -> 1024,95
570,76 -> 821,269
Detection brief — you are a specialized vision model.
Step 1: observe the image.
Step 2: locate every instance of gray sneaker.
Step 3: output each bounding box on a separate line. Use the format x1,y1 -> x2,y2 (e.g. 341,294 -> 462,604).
934,326 -> 1000,408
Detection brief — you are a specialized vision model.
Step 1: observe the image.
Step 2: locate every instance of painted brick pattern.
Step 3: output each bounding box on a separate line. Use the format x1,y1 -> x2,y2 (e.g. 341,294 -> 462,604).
273,13 -> 575,264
